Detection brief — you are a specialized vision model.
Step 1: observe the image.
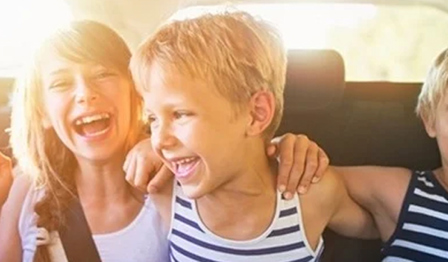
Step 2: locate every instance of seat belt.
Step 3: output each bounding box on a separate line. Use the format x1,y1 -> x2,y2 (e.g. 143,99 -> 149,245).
58,198 -> 102,262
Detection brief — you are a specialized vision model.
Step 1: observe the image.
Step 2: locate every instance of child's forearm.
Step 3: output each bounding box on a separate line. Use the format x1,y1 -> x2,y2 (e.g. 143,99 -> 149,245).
0,168 -> 13,208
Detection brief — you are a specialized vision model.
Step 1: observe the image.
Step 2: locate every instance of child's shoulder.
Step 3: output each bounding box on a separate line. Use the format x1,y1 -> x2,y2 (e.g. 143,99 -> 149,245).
5,173 -> 33,211
300,168 -> 342,207
292,169 -> 341,250
0,173 -> 34,258
295,167 -> 344,233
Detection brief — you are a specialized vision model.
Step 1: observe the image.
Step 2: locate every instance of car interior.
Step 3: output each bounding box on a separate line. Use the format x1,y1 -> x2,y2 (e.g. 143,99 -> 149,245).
0,0 -> 446,261
277,48 -> 440,262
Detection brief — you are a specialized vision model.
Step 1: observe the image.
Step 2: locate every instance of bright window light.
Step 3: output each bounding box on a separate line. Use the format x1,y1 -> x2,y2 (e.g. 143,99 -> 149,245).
171,4 -> 377,49
171,3 -> 448,82
0,0 -> 73,76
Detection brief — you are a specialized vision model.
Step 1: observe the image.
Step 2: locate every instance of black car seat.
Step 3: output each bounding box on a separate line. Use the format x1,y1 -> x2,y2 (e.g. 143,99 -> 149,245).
276,49 -> 440,262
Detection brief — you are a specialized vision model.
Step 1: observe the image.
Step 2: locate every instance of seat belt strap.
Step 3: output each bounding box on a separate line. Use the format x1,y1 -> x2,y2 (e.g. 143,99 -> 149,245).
58,198 -> 102,262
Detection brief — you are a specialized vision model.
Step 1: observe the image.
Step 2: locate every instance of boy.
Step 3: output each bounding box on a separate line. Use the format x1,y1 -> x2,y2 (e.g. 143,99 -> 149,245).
333,49 -> 448,262
131,11 -> 377,261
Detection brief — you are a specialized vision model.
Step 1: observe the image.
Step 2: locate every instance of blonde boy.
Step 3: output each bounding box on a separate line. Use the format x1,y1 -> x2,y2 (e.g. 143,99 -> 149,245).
327,49 -> 448,262
131,11 -> 377,261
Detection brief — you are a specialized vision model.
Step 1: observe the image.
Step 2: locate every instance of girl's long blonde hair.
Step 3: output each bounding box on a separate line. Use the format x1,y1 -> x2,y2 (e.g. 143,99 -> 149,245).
10,20 -> 144,262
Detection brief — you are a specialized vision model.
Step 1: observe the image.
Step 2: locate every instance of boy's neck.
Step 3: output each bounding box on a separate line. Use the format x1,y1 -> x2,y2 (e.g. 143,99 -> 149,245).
195,145 -> 278,240
435,167 -> 448,191
201,143 -> 277,204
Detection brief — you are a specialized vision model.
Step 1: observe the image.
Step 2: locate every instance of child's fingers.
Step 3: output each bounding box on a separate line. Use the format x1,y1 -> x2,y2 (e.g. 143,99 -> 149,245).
125,154 -> 137,185
123,151 -> 135,174
266,143 -> 277,157
134,156 -> 153,192
312,149 -> 330,183
283,136 -> 311,197
123,153 -> 131,172
147,166 -> 173,194
275,134 -> 296,193
296,141 -> 319,194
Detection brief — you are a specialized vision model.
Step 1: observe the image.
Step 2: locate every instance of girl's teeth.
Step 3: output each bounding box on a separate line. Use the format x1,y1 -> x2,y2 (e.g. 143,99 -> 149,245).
75,113 -> 110,126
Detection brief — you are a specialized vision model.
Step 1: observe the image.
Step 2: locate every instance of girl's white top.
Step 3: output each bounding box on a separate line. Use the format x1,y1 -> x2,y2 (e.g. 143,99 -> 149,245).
19,187 -> 169,262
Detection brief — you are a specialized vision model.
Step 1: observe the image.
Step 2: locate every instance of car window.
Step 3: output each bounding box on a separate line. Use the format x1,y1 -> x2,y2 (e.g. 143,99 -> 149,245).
0,0 -> 72,77
172,3 -> 448,82
2,2 -> 448,83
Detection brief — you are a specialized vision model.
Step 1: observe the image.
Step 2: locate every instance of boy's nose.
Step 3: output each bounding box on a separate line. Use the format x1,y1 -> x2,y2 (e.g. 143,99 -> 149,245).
151,124 -> 177,150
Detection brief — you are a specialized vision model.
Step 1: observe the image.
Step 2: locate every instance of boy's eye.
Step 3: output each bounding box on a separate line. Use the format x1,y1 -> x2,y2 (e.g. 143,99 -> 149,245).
173,111 -> 191,119
95,72 -> 111,79
92,70 -> 116,80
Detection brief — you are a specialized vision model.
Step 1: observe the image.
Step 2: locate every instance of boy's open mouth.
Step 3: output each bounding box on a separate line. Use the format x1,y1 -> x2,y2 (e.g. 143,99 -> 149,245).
170,157 -> 200,178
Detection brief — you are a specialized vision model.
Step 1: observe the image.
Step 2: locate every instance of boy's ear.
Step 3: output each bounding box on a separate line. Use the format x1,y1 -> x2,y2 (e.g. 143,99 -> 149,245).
423,115 -> 436,138
246,91 -> 275,137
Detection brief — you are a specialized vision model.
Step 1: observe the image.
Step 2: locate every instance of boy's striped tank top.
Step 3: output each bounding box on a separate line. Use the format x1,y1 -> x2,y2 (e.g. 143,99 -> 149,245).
168,182 -> 323,262
382,170 -> 448,262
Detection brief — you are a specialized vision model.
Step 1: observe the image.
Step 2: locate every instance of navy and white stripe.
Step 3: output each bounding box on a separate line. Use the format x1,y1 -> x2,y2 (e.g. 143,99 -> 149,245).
168,182 -> 323,262
382,170 -> 448,262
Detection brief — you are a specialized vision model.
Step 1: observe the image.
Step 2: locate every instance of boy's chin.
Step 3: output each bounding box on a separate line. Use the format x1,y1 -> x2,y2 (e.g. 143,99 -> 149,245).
180,183 -> 208,199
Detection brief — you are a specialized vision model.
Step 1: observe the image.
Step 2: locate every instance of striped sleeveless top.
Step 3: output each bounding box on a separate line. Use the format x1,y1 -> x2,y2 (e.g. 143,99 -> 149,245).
382,170 -> 448,262
168,182 -> 324,262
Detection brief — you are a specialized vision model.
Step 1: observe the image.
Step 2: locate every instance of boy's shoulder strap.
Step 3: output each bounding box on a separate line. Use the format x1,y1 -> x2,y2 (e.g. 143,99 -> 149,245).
58,198 -> 102,262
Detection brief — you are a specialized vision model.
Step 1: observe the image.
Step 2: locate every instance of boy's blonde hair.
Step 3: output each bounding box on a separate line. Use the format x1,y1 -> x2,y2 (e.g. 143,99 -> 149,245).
131,11 -> 287,137
416,48 -> 448,124
10,20 -> 143,262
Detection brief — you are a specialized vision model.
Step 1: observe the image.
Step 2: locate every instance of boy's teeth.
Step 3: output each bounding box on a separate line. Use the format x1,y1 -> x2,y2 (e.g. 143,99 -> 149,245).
175,157 -> 196,164
75,113 -> 110,125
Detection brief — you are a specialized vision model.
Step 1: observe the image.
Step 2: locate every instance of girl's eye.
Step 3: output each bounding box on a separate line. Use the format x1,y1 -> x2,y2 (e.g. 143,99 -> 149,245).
147,114 -> 158,125
49,79 -> 72,89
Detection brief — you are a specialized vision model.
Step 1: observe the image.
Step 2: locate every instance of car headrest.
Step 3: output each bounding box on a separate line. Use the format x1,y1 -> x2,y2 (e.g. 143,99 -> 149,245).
284,49 -> 345,112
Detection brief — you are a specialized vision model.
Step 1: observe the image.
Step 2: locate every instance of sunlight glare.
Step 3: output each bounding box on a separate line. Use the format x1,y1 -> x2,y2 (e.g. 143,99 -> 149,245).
0,0 -> 73,76
171,3 -> 377,49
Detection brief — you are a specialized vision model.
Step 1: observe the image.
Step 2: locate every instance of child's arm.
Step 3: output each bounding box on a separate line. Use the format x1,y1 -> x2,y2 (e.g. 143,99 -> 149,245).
332,166 -> 411,240
0,152 -> 13,208
300,167 -> 379,245
0,173 -> 31,262
146,165 -> 174,231
333,166 -> 411,213
324,168 -> 379,239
